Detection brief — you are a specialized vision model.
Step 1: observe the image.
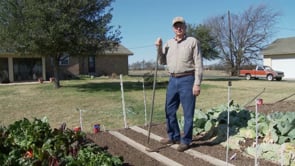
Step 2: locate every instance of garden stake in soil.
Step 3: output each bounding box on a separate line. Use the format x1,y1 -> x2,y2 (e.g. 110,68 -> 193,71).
120,74 -> 128,128
142,78 -> 148,126
225,79 -> 232,164
76,108 -> 87,131
255,98 -> 263,166
146,45 -> 159,148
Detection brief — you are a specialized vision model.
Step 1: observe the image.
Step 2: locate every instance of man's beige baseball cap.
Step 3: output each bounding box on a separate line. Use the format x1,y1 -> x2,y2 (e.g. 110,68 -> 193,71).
172,16 -> 185,26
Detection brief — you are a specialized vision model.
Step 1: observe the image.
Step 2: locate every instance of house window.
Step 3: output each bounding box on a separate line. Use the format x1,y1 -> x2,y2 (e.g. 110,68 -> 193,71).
88,56 -> 95,73
0,58 -> 9,83
13,58 -> 42,81
59,53 -> 69,65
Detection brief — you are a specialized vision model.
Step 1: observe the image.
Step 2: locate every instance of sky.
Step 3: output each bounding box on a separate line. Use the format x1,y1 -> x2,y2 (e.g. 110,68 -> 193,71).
110,0 -> 295,65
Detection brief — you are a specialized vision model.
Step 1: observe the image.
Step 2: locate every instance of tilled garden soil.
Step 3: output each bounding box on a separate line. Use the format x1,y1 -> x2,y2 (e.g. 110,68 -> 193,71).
88,100 -> 295,166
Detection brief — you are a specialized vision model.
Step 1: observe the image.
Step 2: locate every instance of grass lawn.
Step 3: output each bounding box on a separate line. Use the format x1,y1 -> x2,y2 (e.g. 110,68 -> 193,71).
1,71 -> 294,132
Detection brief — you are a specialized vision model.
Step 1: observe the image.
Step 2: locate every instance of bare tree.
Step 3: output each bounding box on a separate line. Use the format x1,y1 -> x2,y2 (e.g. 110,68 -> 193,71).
205,4 -> 280,75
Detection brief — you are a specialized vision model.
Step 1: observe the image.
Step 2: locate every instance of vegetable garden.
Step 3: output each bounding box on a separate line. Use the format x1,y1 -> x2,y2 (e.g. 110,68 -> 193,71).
0,117 -> 123,165
1,100 -> 295,165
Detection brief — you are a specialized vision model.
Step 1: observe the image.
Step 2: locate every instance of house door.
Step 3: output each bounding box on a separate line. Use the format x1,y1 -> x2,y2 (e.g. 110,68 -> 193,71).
88,56 -> 95,74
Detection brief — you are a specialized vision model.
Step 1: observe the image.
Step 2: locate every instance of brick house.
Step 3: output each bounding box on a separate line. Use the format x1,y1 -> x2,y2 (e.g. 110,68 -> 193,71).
0,44 -> 133,83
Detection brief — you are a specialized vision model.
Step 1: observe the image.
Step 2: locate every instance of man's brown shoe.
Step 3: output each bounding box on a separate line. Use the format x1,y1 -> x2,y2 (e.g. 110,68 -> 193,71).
160,138 -> 180,145
177,143 -> 189,152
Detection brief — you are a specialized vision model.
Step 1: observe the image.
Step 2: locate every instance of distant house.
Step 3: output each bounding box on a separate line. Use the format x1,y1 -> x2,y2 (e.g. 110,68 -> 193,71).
0,44 -> 133,83
261,37 -> 295,79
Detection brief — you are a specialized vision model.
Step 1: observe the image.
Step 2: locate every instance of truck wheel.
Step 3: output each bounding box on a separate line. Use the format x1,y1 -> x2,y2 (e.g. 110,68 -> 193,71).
246,74 -> 251,80
267,74 -> 273,81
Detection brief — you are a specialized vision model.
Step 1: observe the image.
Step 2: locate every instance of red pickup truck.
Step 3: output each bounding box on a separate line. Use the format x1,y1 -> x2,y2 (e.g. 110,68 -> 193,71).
239,65 -> 284,81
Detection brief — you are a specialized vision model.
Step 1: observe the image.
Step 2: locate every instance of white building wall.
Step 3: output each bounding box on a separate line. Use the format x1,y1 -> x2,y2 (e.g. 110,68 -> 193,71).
271,58 -> 295,79
263,58 -> 272,66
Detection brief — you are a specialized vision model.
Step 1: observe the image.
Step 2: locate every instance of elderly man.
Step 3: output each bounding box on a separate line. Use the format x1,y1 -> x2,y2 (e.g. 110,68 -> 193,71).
155,16 -> 203,152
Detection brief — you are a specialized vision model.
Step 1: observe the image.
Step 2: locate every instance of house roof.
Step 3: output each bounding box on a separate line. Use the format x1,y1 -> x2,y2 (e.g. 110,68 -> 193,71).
104,44 -> 133,56
0,44 -> 134,57
261,37 -> 295,56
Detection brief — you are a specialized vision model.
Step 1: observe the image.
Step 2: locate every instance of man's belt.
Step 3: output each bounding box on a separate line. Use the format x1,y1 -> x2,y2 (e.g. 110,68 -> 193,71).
170,72 -> 194,78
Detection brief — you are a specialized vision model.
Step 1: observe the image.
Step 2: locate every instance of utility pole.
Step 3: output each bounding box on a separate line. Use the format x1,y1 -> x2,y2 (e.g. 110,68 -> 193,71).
226,10 -> 233,166
228,10 -> 233,76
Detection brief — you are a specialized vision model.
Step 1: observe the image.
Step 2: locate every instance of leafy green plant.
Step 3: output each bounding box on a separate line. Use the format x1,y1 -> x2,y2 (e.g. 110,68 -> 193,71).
266,112 -> 295,144
179,103 -> 252,137
180,102 -> 295,164
0,117 -> 123,166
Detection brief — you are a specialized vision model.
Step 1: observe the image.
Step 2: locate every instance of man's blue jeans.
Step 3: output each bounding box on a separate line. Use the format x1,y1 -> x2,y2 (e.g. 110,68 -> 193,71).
165,75 -> 196,145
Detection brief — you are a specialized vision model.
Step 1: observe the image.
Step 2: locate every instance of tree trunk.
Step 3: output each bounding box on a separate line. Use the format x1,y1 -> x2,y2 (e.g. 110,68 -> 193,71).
53,56 -> 61,88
